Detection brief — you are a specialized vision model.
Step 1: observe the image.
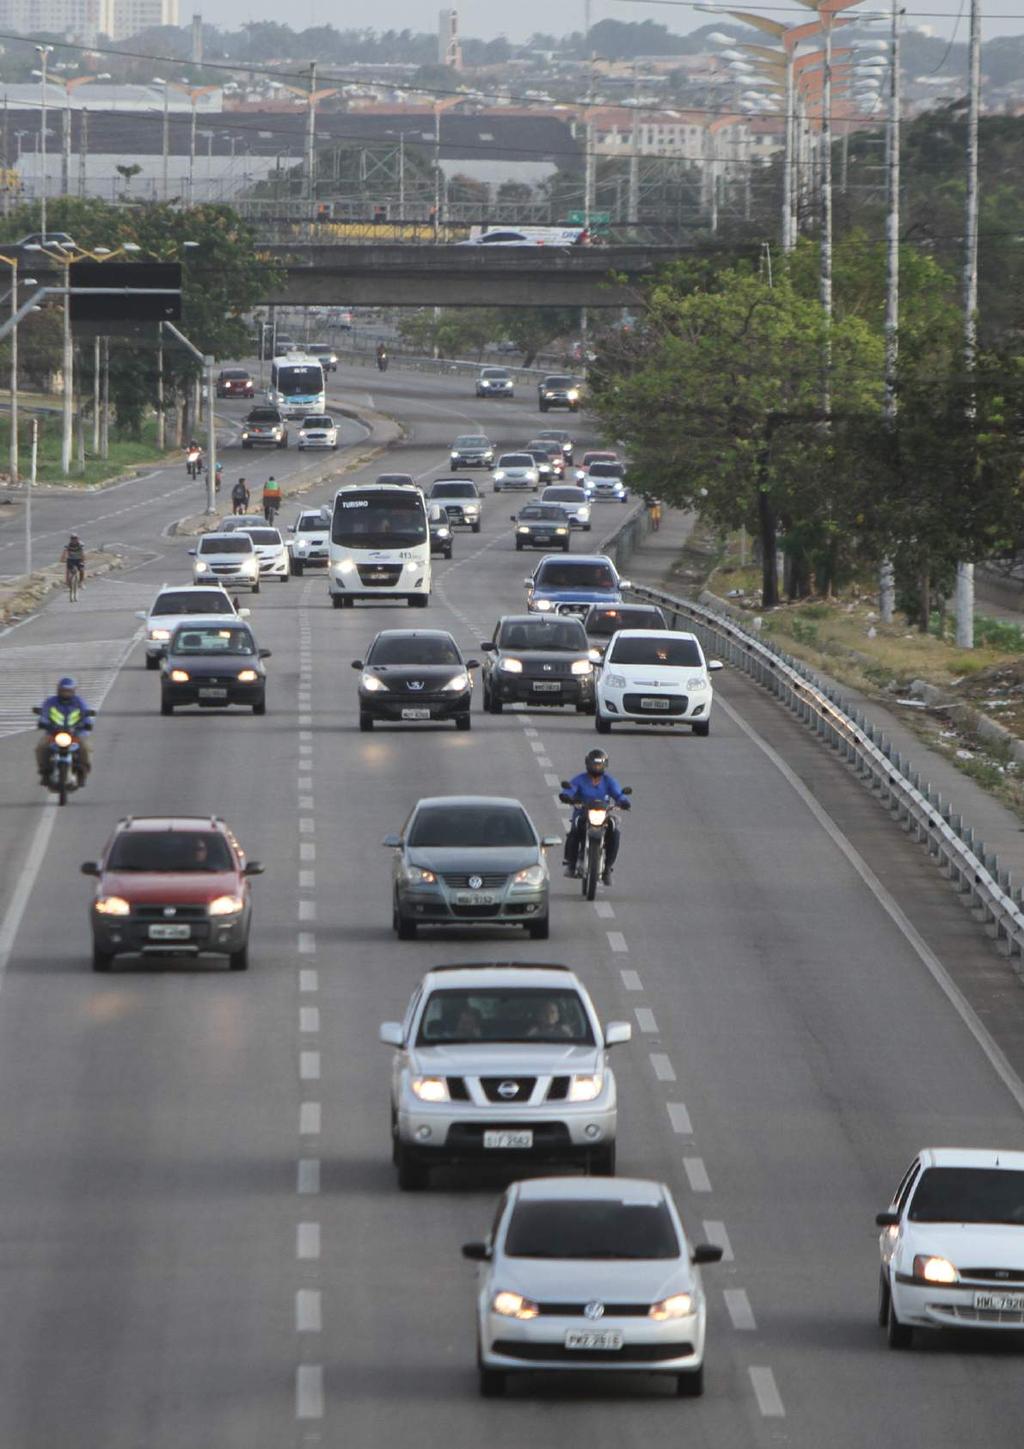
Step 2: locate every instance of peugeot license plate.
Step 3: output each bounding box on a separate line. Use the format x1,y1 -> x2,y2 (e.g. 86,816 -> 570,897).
483,1130 -> 533,1150
533,681 -> 561,692
401,708 -> 431,720
199,688 -> 228,699
564,1329 -> 623,1351
640,696 -> 670,710
975,1291 -> 1024,1311
148,923 -> 191,940
455,891 -> 496,906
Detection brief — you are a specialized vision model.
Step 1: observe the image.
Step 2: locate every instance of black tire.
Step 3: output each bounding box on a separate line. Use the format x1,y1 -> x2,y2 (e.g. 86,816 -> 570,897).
242,441 -> 252,450
396,1144 -> 428,1191
589,1142 -> 616,1176
676,1365 -> 704,1398
161,698 -> 174,716
456,713 -> 471,731
515,539 -> 523,550
877,1271 -> 891,1328
229,943 -> 250,972
444,548 -> 452,560
486,688 -> 503,715
293,560 -> 304,575
887,1296 -> 913,1349
539,401 -> 548,413
585,847 -> 599,902
331,595 -> 344,609
57,761 -> 68,807
251,580 -> 261,595
471,521 -> 481,534
396,909 -> 417,941
409,595 -> 429,609
253,697 -> 267,716
145,654 -> 160,671
562,540 -> 570,552
92,943 -> 114,973
359,713 -> 374,732
528,914 -> 549,940
692,720 -> 711,737
595,711 -> 611,734
278,438 -> 287,449
280,573 -> 289,583
478,1367 -> 506,1398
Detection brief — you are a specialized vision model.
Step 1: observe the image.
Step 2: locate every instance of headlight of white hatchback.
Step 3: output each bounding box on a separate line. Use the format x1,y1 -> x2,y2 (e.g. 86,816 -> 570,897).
603,673 -> 627,690
914,1255 -> 959,1284
649,1293 -> 694,1320
492,1291 -> 539,1320
687,675 -> 708,690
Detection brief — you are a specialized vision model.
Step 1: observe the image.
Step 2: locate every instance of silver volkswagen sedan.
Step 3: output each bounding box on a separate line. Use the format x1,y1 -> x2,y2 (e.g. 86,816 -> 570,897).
383,796 -> 559,940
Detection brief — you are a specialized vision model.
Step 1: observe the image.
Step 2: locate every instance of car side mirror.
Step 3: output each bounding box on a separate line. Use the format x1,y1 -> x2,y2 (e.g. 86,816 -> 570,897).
692,1244 -> 724,1265
481,641 -> 496,652
618,579 -> 632,591
382,834 -> 402,848
187,548 -> 196,556
541,835 -> 561,848
522,578 -> 532,587
243,861 -> 265,876
875,1210 -> 900,1228
466,659 -> 481,670
588,647 -> 604,662
379,1021 -> 403,1047
708,660 -> 724,672
510,514 -> 517,521
135,610 -> 146,620
461,1241 -> 491,1262
287,525 -> 295,533
80,861 -> 100,877
604,1021 -> 632,1046
31,705 -> 40,715
259,649 -> 272,659
351,660 -> 364,670
238,608 -> 251,619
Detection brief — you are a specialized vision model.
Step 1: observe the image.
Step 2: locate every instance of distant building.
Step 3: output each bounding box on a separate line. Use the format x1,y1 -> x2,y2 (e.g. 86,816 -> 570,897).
438,8 -> 462,71
99,0 -> 179,41
0,0 -> 102,44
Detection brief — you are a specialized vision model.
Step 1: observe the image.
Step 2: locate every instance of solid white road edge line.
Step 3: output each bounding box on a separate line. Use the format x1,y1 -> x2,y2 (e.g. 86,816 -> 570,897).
718,695 -> 1024,1118
0,802 -> 57,988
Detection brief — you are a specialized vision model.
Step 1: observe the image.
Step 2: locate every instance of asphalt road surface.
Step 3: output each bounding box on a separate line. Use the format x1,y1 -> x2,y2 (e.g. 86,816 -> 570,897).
0,363 -> 1022,1449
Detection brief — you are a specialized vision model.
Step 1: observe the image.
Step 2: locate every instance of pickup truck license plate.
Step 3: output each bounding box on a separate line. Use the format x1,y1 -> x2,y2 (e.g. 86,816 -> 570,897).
148,923 -> 191,940
640,696 -> 670,710
564,1329 -> 623,1350
974,1291 -> 1024,1311
483,1130 -> 533,1149
455,891 -> 496,906
199,687 -> 228,699
533,681 -> 561,692
401,708 -> 432,720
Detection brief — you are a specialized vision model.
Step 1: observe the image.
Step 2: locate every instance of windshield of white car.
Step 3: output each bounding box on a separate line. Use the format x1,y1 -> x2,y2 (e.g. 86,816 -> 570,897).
535,561 -> 616,590
199,536 -> 252,555
417,988 -> 594,1045
498,620 -> 587,651
587,608 -> 667,637
172,626 -> 256,655
407,805 -> 535,849
505,1201 -> 679,1259
909,1168 -> 1024,1224
107,832 -> 234,873
455,436 -> 489,448
302,416 -> 332,428
368,636 -> 461,666
499,455 -> 534,468
246,529 -> 281,546
296,516 -> 325,532
153,593 -> 232,616
608,637 -> 703,667
430,483 -> 478,499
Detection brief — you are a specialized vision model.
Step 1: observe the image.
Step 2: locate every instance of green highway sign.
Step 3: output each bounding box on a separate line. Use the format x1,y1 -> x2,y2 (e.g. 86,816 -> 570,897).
569,210 -> 611,230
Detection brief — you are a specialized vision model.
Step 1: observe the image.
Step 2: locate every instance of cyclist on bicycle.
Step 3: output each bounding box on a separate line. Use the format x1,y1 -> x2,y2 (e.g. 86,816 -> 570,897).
231,478 -> 250,515
263,476 -> 282,522
61,533 -> 86,588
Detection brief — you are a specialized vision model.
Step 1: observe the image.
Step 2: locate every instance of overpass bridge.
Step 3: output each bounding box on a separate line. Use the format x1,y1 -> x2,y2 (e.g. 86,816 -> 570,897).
256,243 -> 692,309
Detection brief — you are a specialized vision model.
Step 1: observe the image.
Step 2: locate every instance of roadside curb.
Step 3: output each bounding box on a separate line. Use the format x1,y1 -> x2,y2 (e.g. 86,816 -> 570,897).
0,548 -> 122,626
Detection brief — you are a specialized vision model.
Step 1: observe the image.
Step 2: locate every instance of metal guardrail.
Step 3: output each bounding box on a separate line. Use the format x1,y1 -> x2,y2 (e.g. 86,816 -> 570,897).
611,576 -> 1024,965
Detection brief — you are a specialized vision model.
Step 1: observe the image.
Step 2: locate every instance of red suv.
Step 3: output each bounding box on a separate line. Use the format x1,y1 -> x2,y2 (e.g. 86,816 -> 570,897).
216,368 -> 255,399
81,816 -> 263,973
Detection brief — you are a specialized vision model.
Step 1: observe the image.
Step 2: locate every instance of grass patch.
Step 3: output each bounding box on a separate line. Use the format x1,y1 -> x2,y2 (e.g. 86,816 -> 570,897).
2,414 -> 175,486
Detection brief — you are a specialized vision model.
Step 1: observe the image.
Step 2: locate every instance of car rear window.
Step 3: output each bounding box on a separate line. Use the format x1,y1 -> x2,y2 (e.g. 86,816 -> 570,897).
407,805 -> 534,849
607,636 -> 702,667
368,635 -> 461,666
587,607 -> 667,637
909,1167 -> 1024,1224
417,988 -> 594,1045
153,592 -> 232,616
498,619 -> 586,652
303,416 -> 333,428
505,1200 -> 679,1260
431,482 -> 478,498
500,455 -> 535,468
172,626 -> 256,655
544,489 -> 586,504
246,529 -> 281,546
107,831 -> 234,872
535,561 -> 616,590
296,515 -> 326,532
247,409 -> 280,422
588,462 -> 625,478
199,536 -> 252,554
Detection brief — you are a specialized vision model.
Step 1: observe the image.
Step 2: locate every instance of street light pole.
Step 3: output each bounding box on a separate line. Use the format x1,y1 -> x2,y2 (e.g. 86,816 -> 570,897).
35,45 -> 52,237
306,61 -> 317,206
955,0 -> 981,649
880,0 -> 902,623
8,261 -> 17,482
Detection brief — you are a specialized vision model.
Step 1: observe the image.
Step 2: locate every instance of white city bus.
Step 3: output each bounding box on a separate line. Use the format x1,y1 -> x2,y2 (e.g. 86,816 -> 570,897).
268,355 -> 326,418
328,482 -> 431,608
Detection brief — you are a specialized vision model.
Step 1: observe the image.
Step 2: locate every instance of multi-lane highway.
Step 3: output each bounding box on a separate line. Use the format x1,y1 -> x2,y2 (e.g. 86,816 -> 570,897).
0,363 -> 1022,1448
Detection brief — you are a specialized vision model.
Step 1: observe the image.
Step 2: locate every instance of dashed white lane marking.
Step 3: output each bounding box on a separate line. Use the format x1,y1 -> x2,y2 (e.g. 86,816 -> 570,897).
296,1289 -> 322,1333
298,776 -> 313,791
297,1222 -> 321,1261
725,1289 -> 756,1331
298,742 -> 312,756
593,901 -> 614,918
299,818 -> 315,834
299,969 -> 318,992
299,870 -> 316,891
298,796 -> 314,811
683,1156 -> 711,1192
297,1159 -> 320,1195
650,1052 -> 676,1082
620,969 -> 643,991
749,1366 -> 785,1418
299,899 -> 317,921
523,727 -> 539,737
300,1006 -> 320,1033
300,1102 -> 322,1135
300,1051 -> 320,1080
544,772 -> 560,787
300,843 -> 316,862
298,933 -> 316,955
634,1007 -> 658,1034
667,1102 -> 693,1134
607,931 -> 628,952
702,1220 -> 734,1262
299,729 -> 313,743
537,755 -> 553,768
529,740 -> 544,753
296,1365 -> 324,1420
298,713 -> 312,727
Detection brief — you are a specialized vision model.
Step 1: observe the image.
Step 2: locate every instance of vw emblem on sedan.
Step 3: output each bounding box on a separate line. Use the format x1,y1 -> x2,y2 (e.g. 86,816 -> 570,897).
408,680 -> 425,691
468,875 -> 483,890
583,1301 -> 605,1320
497,1080 -> 519,1099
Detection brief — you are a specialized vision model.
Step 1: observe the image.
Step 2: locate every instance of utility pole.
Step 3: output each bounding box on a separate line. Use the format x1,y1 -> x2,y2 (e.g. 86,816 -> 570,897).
78,107 -> 88,197
879,0 -> 902,624
35,45 -> 52,239
162,84 -> 169,199
61,95 -> 70,197
60,255 -> 72,475
156,321 -> 165,449
9,261 -> 18,482
100,337 -> 109,460
955,0 -> 981,649
92,334 -> 101,453
306,61 -> 317,206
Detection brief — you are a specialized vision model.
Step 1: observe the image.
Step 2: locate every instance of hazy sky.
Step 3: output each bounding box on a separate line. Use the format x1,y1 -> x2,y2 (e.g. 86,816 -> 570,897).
204,0 -> 1024,45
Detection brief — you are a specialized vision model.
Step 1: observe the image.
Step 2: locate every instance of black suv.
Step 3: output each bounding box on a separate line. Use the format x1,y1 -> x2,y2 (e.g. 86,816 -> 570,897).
538,375 -> 580,413
481,613 -> 595,714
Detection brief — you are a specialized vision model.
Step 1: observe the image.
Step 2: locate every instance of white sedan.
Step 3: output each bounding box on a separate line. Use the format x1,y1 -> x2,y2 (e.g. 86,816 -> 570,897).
245,525 -> 291,582
493,453 -> 539,492
877,1146 -> 1024,1348
136,584 -> 248,669
297,414 -> 338,450
595,630 -> 722,736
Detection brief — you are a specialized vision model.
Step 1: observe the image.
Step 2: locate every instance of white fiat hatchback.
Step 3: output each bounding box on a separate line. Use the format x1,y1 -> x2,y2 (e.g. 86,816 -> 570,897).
595,630 -> 722,736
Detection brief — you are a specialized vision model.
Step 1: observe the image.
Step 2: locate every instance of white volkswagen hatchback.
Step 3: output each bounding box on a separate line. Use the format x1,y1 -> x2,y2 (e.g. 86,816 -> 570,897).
463,1176 -> 722,1397
595,630 -> 722,736
876,1147 -> 1024,1348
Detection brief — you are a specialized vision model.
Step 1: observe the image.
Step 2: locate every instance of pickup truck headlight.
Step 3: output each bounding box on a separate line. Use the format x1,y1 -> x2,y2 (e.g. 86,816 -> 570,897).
499,657 -> 523,673
209,895 -> 244,916
568,1073 -> 603,1101
95,896 -> 131,916
410,1076 -> 448,1103
571,659 -> 593,676
567,389 -> 579,401
534,599 -> 554,611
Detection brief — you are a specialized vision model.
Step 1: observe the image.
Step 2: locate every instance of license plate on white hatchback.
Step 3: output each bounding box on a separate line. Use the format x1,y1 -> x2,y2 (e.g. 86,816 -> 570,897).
974,1291 -> 1024,1311
564,1329 -> 623,1351
401,708 -> 432,720
640,697 -> 670,710
148,923 -> 191,940
483,1130 -> 533,1149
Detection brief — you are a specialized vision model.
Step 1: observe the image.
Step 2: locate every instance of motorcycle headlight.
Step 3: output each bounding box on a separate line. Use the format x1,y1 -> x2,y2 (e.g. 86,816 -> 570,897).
442,672 -> 470,692
914,1255 -> 959,1284
148,627 -> 171,641
587,807 -> 609,828
649,1293 -> 694,1320
52,730 -> 74,748
604,673 -> 627,689
513,864 -> 546,887
404,866 -> 436,885
209,895 -> 244,916
95,895 -> 131,916
237,669 -> 259,683
534,599 -> 554,612
687,675 -> 708,690
492,1291 -> 539,1320
499,657 -> 523,673
361,673 -> 388,692
170,669 -> 190,683
571,659 -> 593,676
568,1073 -> 603,1102
194,560 -> 208,573
410,1076 -> 448,1103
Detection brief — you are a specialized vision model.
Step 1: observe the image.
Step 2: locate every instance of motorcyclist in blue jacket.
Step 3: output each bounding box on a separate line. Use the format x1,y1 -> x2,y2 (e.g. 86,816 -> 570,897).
35,676 -> 93,784
560,748 -> 630,884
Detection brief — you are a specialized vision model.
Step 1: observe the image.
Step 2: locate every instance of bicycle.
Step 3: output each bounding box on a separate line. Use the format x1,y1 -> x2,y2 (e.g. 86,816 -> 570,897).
66,563 -> 84,602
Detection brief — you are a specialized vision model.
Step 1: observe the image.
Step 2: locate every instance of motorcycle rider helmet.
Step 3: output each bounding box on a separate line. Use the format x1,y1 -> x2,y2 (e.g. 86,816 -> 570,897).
585,748 -> 608,778
57,676 -> 76,702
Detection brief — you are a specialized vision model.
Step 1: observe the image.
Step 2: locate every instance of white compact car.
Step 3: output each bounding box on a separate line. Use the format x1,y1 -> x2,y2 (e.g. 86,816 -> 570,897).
136,584 -> 248,669
493,453 -> 539,492
288,508 -> 330,574
297,413 -> 339,450
245,525 -> 290,582
583,461 -> 629,503
463,1176 -> 722,1397
876,1146 -> 1024,1349
541,485 -> 591,531
190,532 -> 261,593
595,630 -> 722,736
